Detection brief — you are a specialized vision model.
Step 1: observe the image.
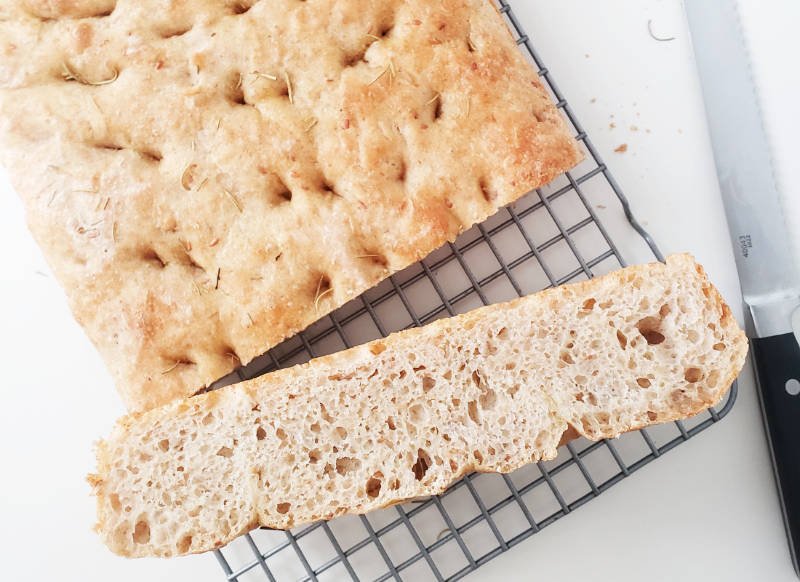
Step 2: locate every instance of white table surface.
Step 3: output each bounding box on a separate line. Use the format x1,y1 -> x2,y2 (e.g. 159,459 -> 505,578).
1,1 -> 798,581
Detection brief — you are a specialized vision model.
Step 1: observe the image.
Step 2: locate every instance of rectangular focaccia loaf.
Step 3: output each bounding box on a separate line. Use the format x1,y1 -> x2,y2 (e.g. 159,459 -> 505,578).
0,0 -> 581,412
90,255 -> 748,557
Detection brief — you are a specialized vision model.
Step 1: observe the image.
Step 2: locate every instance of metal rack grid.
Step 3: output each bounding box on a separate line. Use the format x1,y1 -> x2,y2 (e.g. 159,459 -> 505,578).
212,2 -> 738,580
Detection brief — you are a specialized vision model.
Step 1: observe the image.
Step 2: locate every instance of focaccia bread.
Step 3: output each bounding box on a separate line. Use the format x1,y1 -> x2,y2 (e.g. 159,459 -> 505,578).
90,255 -> 748,557
0,0 -> 581,411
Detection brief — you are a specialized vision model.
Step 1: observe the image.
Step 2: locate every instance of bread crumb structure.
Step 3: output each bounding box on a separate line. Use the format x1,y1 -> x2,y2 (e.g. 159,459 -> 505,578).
91,255 -> 747,557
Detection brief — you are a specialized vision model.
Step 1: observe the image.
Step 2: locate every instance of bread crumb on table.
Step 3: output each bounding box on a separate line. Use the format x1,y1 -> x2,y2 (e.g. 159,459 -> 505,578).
614,144 -> 628,153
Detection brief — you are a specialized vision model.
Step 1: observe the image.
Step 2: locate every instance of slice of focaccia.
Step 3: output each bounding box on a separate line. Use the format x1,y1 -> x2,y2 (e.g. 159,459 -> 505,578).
90,255 -> 747,557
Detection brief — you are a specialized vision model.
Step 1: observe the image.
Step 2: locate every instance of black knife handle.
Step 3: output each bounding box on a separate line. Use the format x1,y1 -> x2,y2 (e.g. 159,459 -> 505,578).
752,333 -> 800,577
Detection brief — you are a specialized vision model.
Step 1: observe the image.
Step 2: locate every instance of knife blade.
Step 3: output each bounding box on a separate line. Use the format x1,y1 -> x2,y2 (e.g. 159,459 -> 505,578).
686,0 -> 800,576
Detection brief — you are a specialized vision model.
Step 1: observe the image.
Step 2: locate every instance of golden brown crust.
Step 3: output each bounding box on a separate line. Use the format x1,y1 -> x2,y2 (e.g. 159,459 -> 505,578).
0,0 -> 581,411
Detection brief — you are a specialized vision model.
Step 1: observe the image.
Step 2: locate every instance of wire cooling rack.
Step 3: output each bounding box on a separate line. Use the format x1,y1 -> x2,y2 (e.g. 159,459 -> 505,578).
212,2 -> 737,580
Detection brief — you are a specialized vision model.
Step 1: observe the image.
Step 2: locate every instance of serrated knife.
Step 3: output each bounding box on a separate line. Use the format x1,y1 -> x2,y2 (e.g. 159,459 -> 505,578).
686,0 -> 800,575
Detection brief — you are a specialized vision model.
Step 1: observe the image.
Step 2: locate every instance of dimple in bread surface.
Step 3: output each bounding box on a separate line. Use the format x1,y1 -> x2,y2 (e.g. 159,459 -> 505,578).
0,0 -> 581,412
90,255 -> 748,557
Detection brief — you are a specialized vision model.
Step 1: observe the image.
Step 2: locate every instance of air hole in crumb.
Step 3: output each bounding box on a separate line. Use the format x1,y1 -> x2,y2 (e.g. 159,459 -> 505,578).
660,304 -> 671,317
616,329 -> 627,349
133,520 -> 150,544
471,370 -> 483,388
310,422 -> 321,433
581,298 -> 596,313
231,2 -> 252,14
256,426 -> 266,440
473,450 -> 484,464
713,342 -> 726,351
575,392 -> 584,402
636,316 -> 665,345
308,448 -> 320,463
452,397 -> 461,407
684,367 -> 702,383
216,446 -> 233,458
158,439 -> 169,452
560,351 -> 574,365
276,502 -> 291,514
588,393 -> 598,406
177,535 -> 192,554
467,400 -> 480,423
109,493 -> 121,511
409,403 -> 426,424
386,416 -> 396,430
276,428 -> 287,440
335,457 -> 361,475
412,448 -> 431,480
479,388 -> 496,410
366,472 -> 383,498
647,411 -> 657,421
636,378 -> 651,388
335,426 -> 347,439
422,376 -> 436,392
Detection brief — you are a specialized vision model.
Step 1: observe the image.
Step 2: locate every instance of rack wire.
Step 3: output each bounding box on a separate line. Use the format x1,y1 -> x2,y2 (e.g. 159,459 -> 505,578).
212,2 -> 738,580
